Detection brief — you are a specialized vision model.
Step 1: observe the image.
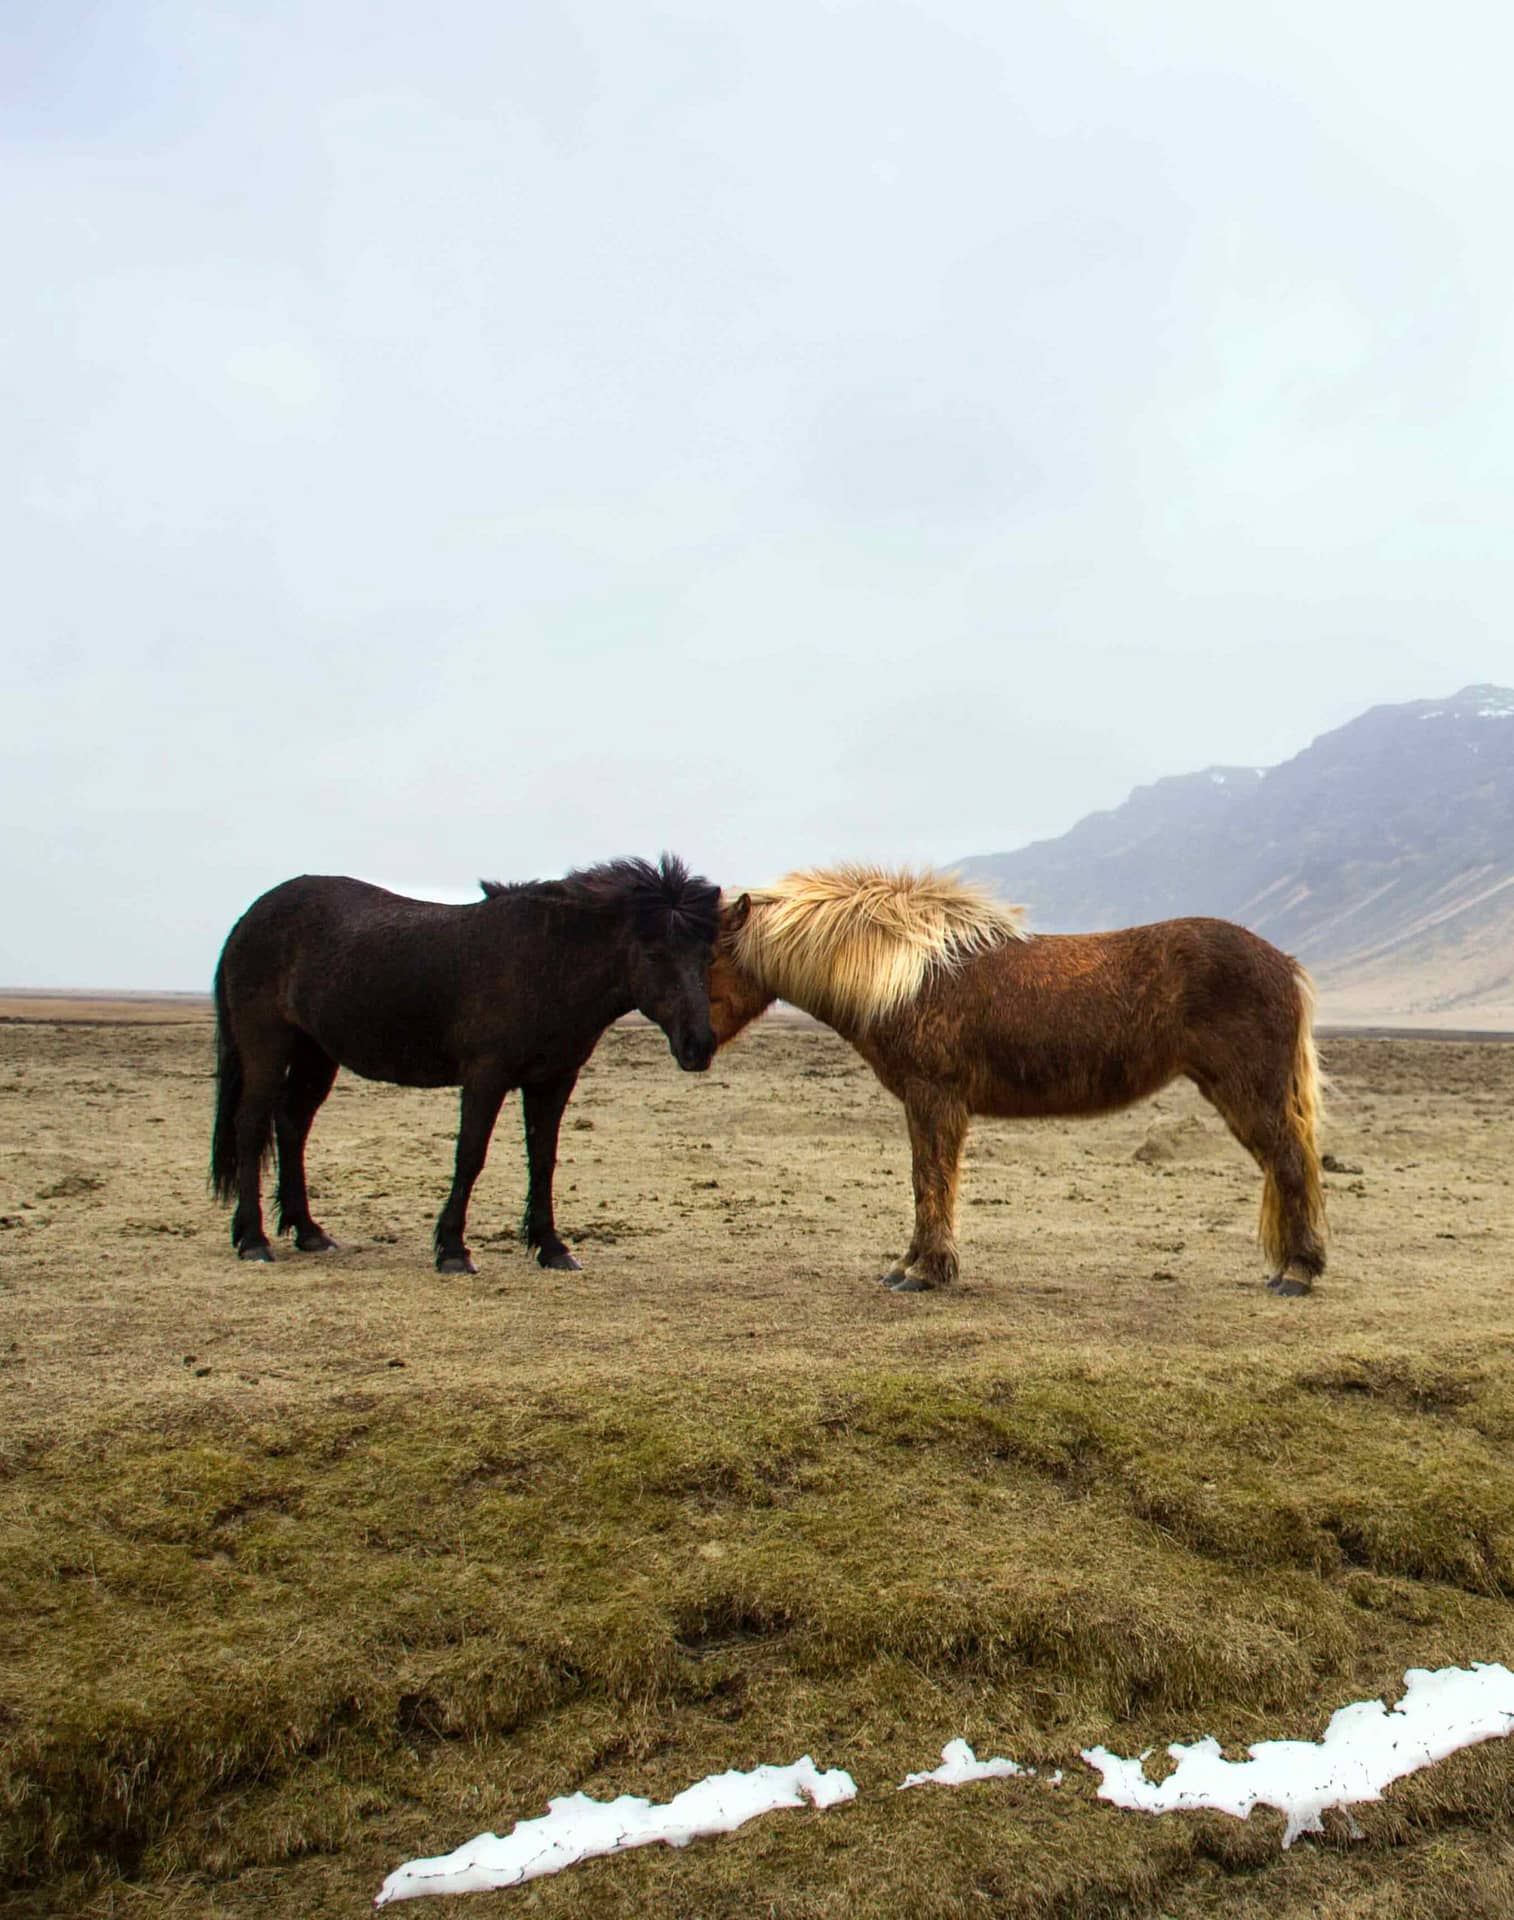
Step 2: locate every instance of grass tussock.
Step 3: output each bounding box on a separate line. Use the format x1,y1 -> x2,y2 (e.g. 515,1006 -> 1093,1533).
7,1349 -> 1514,1915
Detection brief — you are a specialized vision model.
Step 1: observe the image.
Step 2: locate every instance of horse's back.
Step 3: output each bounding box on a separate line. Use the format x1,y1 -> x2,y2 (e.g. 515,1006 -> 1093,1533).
965,918 -> 1297,1009
927,919 -> 1302,1117
216,877 -> 490,1085
229,874 -> 439,943
220,876 -> 445,993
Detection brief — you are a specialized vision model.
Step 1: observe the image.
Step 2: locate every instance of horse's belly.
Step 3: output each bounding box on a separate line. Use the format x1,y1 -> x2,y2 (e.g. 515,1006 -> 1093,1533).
979,1086 -> 1132,1120
339,1048 -> 457,1089
301,1019 -> 460,1089
972,1043 -> 1170,1119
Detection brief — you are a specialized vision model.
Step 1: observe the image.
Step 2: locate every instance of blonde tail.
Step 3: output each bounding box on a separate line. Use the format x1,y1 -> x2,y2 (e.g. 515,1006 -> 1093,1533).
1258,967 -> 1328,1276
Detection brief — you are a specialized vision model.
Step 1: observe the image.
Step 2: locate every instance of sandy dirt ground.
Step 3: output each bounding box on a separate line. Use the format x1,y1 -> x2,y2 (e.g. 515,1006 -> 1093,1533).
4,1007 -> 1514,1441
8,1007 -> 1514,1920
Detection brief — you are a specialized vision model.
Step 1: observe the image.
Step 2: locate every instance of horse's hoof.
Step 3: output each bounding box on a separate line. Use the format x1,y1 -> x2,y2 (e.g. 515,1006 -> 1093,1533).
538,1248 -> 582,1272
1266,1274 -> 1313,1297
238,1242 -> 275,1264
296,1232 -> 338,1254
887,1273 -> 933,1293
437,1253 -> 478,1276
878,1270 -> 906,1287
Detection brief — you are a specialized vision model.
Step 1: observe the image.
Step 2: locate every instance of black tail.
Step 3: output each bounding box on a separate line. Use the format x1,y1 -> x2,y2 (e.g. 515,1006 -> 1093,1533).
210,957 -> 244,1203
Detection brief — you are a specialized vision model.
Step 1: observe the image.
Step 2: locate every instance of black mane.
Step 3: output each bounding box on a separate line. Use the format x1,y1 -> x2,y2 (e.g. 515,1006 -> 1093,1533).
480,855 -> 720,945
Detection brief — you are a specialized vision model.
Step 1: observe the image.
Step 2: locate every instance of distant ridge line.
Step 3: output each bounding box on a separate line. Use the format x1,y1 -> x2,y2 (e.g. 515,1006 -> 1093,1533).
958,685 -> 1514,1028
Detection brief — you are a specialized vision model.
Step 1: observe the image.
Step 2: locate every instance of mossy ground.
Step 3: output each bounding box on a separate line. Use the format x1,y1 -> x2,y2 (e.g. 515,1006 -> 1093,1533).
4,1015 -> 1514,1915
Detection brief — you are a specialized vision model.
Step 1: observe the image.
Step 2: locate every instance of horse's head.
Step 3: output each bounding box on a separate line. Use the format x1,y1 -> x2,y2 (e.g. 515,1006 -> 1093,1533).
630,932 -> 717,1072
620,861 -> 722,1073
708,893 -> 775,1047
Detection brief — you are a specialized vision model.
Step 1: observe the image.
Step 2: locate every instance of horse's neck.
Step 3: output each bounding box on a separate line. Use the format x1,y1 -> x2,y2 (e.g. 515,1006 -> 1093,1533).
748,962 -> 852,1040
513,911 -> 638,1028
578,928 -> 642,1025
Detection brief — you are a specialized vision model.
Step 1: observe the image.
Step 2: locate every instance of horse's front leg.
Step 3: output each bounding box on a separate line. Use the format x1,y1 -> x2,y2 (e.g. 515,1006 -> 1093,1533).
435,1072 -> 509,1275
886,1092 -> 969,1292
521,1072 -> 582,1270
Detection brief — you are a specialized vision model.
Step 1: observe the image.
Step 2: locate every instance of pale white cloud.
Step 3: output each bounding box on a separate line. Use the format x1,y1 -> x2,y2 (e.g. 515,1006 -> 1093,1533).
3,0 -> 1512,984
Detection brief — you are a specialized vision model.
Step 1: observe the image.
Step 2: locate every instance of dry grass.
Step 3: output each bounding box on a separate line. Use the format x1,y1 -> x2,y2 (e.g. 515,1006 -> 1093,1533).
4,1014 -> 1514,1916
0,995 -> 210,1026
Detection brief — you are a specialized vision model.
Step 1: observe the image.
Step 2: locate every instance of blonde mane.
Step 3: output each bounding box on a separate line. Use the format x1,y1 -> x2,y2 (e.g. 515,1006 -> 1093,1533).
730,864 -> 1028,1030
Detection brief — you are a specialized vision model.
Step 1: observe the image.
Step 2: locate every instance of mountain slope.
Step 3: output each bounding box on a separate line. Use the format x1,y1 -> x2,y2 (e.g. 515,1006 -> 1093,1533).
960,685 -> 1514,1026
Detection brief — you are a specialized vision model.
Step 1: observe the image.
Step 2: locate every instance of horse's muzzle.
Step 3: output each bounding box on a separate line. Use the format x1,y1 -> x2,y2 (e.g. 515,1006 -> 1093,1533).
675,1035 -> 716,1073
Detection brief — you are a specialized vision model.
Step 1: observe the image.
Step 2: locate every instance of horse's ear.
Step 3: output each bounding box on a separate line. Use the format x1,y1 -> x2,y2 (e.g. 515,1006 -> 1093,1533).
721,892 -> 752,934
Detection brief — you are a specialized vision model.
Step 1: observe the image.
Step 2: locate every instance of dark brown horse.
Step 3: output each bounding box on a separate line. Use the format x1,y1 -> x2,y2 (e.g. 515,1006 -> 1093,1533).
708,866 -> 1326,1295
211,856 -> 720,1273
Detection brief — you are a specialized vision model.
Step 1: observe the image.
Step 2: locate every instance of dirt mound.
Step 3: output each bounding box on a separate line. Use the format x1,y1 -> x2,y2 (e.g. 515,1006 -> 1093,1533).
1132,1114 -> 1213,1163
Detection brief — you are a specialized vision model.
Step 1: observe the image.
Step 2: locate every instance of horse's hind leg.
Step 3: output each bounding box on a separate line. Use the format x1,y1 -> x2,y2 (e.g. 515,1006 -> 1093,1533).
521,1072 -> 582,1270
231,1022 -> 295,1262
1194,1065 -> 1326,1296
275,1034 -> 340,1251
886,1092 -> 968,1292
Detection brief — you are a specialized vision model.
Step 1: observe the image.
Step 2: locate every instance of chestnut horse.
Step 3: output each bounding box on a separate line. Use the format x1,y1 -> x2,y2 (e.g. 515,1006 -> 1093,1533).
212,856 -> 720,1274
709,867 -> 1326,1295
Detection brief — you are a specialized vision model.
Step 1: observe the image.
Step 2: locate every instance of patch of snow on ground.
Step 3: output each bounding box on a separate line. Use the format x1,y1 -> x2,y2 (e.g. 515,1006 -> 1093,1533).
373,1756 -> 857,1906
898,1740 -> 1035,1789
1082,1663 -> 1514,1848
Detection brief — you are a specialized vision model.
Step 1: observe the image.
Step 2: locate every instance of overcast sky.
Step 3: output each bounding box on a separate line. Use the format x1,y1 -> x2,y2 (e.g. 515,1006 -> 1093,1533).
4,0 -> 1513,987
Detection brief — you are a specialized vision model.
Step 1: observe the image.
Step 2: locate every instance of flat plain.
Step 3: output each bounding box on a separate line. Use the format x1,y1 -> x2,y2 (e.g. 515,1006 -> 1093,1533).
4,1007 -> 1514,1918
